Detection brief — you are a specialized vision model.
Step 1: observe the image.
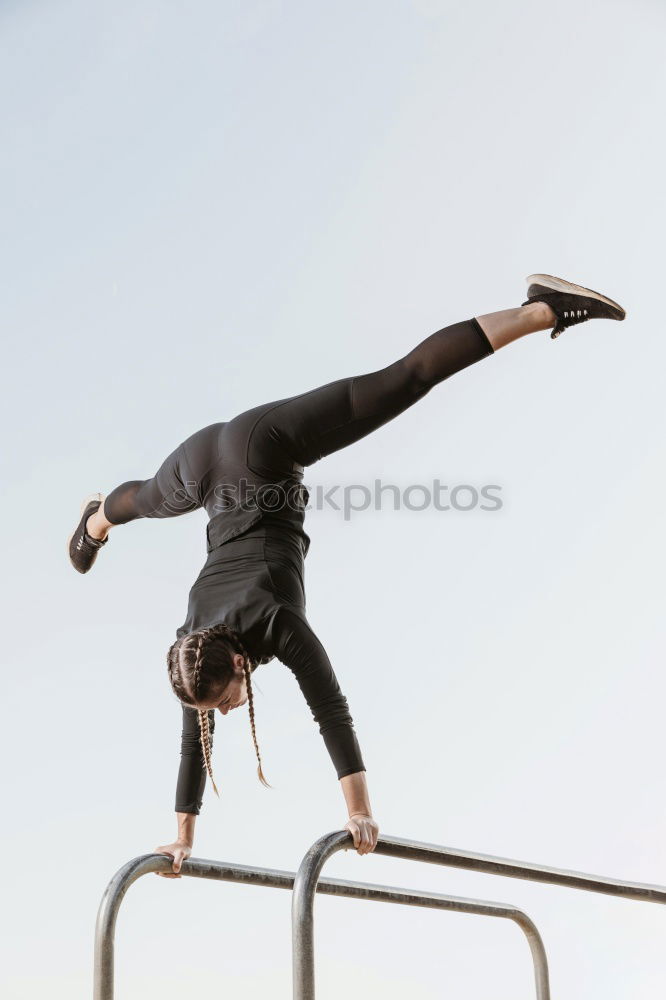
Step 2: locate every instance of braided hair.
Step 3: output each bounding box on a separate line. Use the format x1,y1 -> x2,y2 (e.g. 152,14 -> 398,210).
167,622 -> 271,795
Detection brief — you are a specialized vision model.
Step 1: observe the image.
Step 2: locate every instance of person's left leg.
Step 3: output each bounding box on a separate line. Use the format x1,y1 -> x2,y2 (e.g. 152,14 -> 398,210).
69,423 -> 223,573
85,455 -> 199,543
86,422 -> 224,539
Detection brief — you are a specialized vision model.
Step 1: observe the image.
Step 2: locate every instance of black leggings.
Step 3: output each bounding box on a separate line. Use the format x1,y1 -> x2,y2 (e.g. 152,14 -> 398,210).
104,318 -> 493,525
107,317 -> 494,808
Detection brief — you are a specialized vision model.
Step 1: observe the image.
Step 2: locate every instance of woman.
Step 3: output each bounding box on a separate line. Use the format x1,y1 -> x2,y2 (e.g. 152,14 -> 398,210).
68,274 -> 625,873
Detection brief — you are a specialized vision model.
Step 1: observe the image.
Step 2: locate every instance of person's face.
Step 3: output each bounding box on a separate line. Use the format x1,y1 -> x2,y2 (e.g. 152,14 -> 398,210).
198,653 -> 248,715
216,671 -> 248,715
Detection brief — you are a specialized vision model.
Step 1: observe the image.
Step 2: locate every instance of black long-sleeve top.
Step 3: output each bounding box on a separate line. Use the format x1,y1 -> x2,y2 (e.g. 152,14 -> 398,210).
174,506 -> 365,814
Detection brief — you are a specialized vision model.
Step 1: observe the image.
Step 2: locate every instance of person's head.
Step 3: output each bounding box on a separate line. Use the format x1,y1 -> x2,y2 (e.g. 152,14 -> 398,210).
166,623 -> 270,795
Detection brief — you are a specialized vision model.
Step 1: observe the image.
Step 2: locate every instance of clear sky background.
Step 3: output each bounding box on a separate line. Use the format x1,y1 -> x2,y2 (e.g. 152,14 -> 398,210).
2,1 -> 666,997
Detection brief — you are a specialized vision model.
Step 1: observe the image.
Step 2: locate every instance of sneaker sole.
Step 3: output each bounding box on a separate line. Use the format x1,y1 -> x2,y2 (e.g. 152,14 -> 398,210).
525,273 -> 626,318
67,492 -> 106,560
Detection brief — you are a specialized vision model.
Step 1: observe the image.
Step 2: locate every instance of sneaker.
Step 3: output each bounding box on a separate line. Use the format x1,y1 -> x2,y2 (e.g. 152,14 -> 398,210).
523,273 -> 626,339
68,493 -> 108,574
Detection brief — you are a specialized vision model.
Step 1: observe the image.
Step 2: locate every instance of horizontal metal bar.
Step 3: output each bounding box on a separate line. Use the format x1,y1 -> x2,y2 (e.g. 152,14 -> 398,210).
94,851 -> 548,999
97,826 -> 666,1000
291,823 -> 666,1000
368,833 -> 666,903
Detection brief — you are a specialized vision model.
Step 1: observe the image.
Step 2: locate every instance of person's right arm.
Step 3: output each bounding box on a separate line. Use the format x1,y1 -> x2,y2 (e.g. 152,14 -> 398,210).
154,705 -> 214,877
272,609 -> 366,779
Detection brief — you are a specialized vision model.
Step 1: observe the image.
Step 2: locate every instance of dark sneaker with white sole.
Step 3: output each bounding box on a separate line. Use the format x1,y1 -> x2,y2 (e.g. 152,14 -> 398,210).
523,273 -> 626,339
68,493 -> 108,574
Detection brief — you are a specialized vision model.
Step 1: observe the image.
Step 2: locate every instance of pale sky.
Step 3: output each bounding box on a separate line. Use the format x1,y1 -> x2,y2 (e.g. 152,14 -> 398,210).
2,1 -> 666,998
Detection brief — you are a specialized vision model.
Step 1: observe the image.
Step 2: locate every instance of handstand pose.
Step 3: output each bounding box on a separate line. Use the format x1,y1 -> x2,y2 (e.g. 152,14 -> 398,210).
68,275 -> 625,872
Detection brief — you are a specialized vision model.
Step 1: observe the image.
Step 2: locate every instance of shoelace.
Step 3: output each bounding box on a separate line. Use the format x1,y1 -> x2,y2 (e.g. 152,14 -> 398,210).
523,292 -> 596,339
551,306 -> 591,340
563,309 -> 588,320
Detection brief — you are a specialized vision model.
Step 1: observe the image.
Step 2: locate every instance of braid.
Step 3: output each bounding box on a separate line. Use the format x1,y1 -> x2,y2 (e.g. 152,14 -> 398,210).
167,622 -> 272,794
197,708 -> 219,797
243,658 -> 272,788
192,632 -> 205,699
193,627 -> 221,797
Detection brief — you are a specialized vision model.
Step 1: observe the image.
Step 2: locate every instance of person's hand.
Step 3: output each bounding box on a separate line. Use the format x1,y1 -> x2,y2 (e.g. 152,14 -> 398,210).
153,839 -> 192,878
344,814 -> 379,855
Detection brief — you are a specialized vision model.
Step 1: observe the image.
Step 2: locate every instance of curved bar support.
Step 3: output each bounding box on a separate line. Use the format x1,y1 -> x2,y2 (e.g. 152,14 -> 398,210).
94,855 -> 173,1000
292,832 -> 550,1000
97,830 -> 666,1000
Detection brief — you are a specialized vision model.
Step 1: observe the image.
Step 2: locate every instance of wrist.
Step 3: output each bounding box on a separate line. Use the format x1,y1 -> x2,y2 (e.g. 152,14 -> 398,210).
340,771 -> 372,819
176,811 -> 196,847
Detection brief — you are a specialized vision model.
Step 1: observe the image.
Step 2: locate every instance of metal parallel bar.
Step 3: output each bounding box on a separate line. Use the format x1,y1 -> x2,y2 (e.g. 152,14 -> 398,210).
368,833 -> 666,903
291,837 -> 549,1000
292,828 -> 666,999
94,851 -> 548,1000
96,829 -> 666,999
94,854 -> 299,999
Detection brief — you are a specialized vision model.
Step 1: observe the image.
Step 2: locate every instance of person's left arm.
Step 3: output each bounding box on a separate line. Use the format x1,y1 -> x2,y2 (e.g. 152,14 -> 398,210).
153,705 -> 214,877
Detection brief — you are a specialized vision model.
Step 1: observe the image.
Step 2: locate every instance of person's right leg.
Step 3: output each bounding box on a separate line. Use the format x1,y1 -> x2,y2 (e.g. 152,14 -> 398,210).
475,302 -> 554,350
84,277 -> 626,537
247,269 -> 626,479
246,302 -> 555,475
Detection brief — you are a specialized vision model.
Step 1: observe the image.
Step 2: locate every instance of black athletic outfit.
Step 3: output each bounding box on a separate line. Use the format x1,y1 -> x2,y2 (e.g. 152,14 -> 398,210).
104,318 -> 494,813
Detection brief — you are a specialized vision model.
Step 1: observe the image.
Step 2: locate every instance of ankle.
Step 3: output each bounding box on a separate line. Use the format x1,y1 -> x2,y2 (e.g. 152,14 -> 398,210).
86,511 -> 109,541
524,300 -> 556,330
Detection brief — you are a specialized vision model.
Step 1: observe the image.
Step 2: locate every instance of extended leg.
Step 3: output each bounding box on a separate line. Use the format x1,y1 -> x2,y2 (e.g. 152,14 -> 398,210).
475,302 -> 554,350
246,302 -> 555,473
80,302 -> 556,543
349,303 -> 554,427
87,422 -> 223,540
86,463 -> 199,542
